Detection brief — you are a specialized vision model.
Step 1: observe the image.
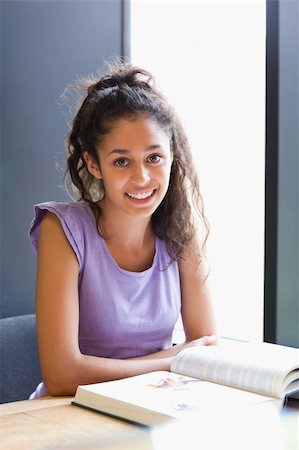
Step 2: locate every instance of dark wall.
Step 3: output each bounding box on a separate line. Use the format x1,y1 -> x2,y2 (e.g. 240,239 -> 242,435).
276,0 -> 299,347
265,0 -> 299,348
0,0 -> 123,318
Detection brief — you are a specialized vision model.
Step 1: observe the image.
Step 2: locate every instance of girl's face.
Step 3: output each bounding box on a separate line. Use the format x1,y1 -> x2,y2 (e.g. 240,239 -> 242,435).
85,116 -> 173,219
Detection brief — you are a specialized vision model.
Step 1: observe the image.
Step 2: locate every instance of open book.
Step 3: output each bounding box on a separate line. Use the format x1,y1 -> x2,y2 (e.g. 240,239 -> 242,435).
72,341 -> 299,427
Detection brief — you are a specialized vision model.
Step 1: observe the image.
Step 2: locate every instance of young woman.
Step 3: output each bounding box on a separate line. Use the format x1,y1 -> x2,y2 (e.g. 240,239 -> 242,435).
29,62 -> 217,398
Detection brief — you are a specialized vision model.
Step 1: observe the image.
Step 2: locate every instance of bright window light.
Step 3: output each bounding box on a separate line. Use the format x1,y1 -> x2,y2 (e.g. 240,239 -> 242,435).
131,0 -> 266,342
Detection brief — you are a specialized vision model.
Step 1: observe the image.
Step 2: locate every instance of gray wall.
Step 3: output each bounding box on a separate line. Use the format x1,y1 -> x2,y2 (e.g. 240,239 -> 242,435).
276,0 -> 299,347
0,0 -> 123,318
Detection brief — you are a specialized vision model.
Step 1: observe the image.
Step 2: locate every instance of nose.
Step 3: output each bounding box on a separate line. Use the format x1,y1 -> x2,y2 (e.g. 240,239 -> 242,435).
131,163 -> 151,185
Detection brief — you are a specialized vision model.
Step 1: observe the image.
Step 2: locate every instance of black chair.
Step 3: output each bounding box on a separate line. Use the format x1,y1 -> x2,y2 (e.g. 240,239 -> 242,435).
0,314 -> 42,403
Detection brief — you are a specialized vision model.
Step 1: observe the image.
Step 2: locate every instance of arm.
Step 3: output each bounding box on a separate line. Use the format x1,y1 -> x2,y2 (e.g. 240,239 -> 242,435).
178,247 -> 217,342
36,213 -> 213,396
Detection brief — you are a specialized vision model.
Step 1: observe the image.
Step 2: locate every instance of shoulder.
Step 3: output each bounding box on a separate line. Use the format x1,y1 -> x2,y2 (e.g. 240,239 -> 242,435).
29,201 -> 95,268
155,238 -> 180,277
178,243 -> 209,281
30,201 -> 94,234
33,201 -> 92,222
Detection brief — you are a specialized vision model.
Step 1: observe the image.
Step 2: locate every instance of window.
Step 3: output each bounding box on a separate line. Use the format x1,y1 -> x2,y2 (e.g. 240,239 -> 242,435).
130,0 -> 266,342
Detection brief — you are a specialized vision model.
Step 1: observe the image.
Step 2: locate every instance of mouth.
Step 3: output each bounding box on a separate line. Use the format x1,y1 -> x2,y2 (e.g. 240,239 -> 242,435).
125,189 -> 156,204
126,190 -> 155,200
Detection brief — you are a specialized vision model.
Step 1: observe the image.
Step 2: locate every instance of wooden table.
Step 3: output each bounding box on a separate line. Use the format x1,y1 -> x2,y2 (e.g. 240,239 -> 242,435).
0,396 -> 298,450
0,396 -> 153,450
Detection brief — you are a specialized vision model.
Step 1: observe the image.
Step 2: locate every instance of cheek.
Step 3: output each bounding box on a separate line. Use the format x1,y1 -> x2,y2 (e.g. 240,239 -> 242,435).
102,172 -> 127,192
160,163 -> 172,181
155,166 -> 172,191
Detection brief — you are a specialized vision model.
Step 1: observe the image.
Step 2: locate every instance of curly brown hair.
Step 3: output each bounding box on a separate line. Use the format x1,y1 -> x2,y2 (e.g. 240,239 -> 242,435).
65,61 -> 209,265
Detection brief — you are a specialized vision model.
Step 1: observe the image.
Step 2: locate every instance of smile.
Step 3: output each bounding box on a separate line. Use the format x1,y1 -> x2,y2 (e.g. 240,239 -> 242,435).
126,190 -> 155,200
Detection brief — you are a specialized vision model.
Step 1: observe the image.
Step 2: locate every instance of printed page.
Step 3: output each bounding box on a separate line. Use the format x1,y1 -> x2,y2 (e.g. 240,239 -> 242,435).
74,371 -> 277,427
75,372 -> 209,425
171,341 -> 299,398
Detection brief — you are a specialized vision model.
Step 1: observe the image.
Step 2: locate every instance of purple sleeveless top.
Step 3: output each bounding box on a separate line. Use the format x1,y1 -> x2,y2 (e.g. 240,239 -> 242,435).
29,201 -> 181,365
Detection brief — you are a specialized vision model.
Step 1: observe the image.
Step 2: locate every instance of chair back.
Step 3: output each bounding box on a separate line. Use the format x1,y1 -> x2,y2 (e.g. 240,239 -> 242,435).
0,314 -> 42,403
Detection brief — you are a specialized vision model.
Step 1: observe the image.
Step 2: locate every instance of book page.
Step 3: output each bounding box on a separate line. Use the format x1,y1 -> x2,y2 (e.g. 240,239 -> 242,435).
74,372 -> 208,426
73,371 -> 277,427
170,341 -> 299,398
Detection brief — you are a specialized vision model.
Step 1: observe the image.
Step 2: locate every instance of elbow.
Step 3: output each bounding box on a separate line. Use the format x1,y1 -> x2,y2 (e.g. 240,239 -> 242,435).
45,380 -> 77,397
44,374 -> 78,397
41,355 -> 81,397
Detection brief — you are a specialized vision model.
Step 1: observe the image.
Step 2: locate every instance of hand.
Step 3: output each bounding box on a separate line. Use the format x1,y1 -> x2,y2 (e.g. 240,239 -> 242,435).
185,334 -> 217,349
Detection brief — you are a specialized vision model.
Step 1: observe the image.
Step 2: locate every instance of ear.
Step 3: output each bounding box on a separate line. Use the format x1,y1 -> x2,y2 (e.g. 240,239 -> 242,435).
83,151 -> 102,179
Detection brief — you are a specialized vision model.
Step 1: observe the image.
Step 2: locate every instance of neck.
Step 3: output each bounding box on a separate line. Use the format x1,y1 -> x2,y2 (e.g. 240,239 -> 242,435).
98,203 -> 154,249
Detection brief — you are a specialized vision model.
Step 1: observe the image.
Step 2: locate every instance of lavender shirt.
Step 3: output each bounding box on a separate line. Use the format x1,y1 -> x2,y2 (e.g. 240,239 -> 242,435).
29,202 -> 181,397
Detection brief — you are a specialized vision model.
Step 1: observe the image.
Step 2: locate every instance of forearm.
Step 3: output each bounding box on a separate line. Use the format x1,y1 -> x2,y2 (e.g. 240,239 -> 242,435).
44,351 -> 173,396
45,338 -> 216,396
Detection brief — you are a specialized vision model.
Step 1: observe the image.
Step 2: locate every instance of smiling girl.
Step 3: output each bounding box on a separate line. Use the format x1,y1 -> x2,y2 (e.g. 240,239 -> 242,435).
29,62 -> 216,398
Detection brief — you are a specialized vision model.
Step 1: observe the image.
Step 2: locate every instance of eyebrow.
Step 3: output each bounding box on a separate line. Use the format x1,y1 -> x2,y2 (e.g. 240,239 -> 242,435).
108,145 -> 163,156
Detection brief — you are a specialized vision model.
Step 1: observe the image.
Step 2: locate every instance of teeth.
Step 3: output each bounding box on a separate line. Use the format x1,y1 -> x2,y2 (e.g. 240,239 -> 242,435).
127,190 -> 154,200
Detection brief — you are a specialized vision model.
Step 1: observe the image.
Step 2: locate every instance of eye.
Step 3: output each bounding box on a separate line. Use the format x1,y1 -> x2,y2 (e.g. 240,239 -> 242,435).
148,154 -> 162,164
114,158 -> 129,167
